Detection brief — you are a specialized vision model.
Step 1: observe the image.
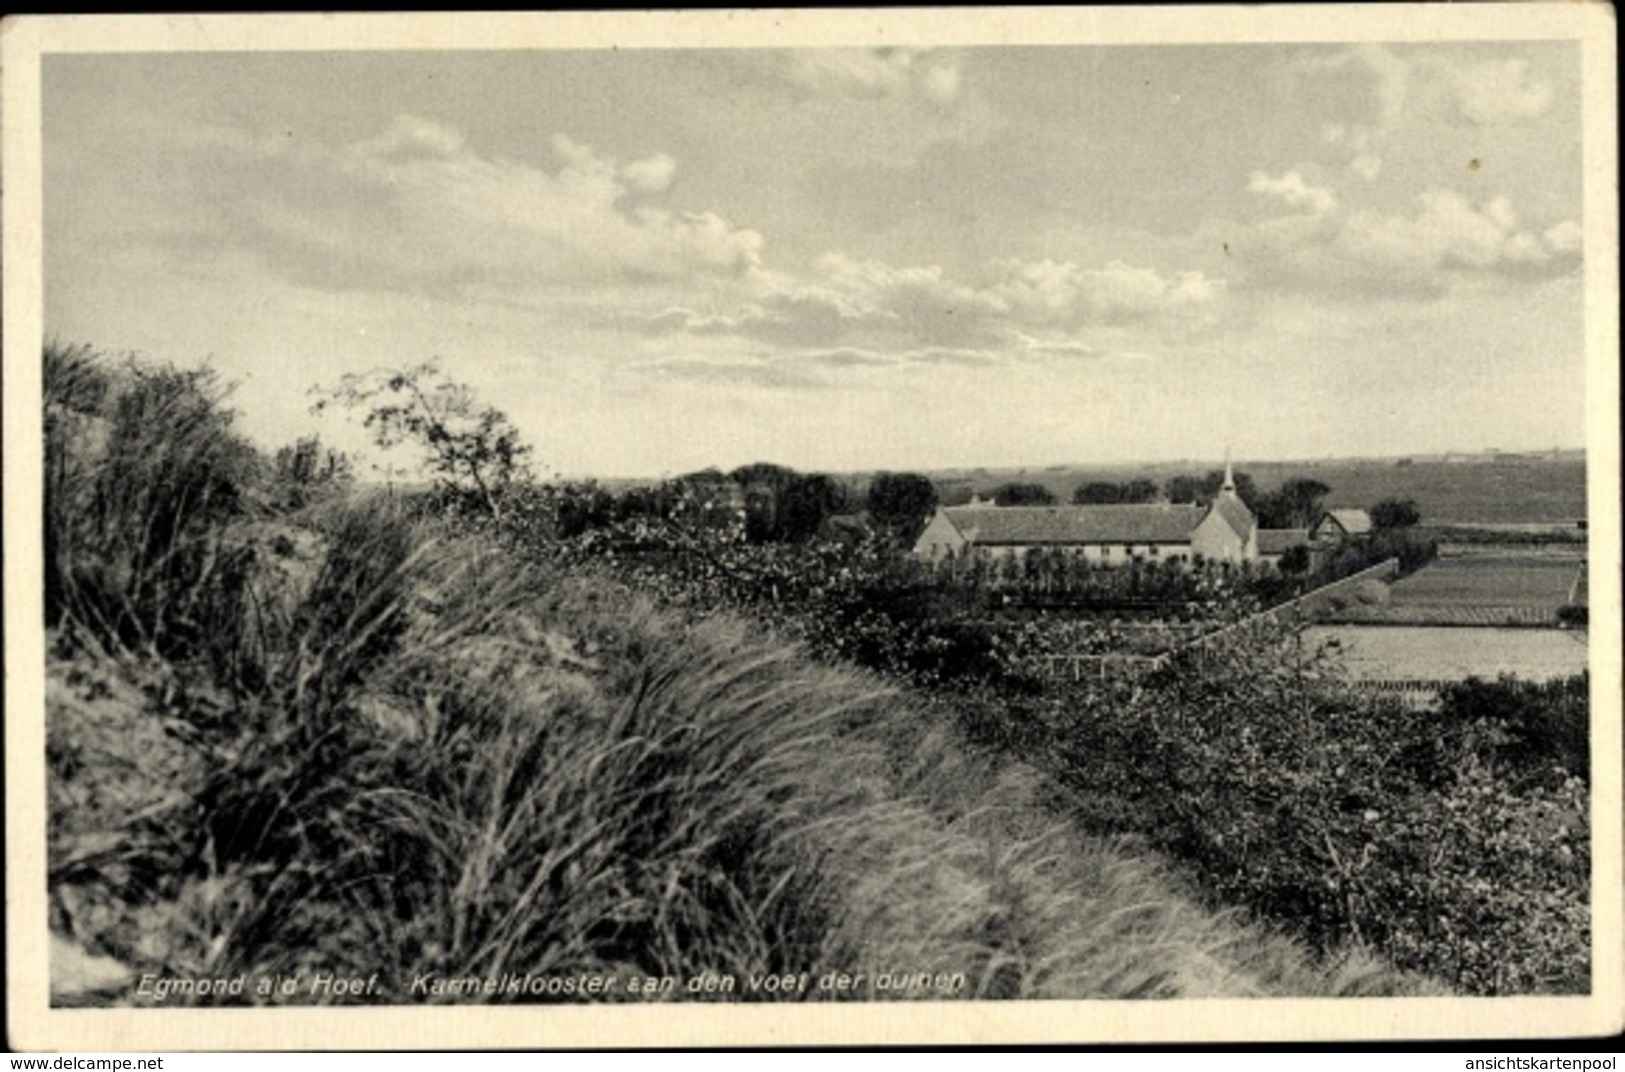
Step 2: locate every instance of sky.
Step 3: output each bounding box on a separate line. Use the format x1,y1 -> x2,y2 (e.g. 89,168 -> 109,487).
40,31 -> 1591,479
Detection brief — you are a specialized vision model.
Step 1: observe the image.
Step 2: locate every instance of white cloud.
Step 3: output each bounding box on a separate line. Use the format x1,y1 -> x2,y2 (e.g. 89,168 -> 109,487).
622,153 -> 677,194
989,259 -> 1221,321
1443,58 -> 1554,125
1349,154 -> 1383,182
785,48 -> 917,96
1346,189 -> 1561,272
636,253 -> 1222,374
780,48 -> 963,105
1248,169 -> 1338,215
1356,44 -> 1412,132
1240,187 -> 1581,296
1544,219 -> 1583,255
355,114 -> 466,160
1297,45 -> 1560,182
921,63 -> 962,105
169,117 -> 764,294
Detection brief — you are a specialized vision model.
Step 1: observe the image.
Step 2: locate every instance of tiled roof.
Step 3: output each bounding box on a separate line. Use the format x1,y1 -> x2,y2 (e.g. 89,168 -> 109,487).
1321,509 -> 1373,536
1206,493 -> 1256,537
1257,528 -> 1309,555
943,504 -> 1207,546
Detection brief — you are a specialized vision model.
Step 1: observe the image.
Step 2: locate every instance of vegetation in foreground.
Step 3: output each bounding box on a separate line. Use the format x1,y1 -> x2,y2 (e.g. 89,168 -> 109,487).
45,344 -> 1586,1006
507,476 -> 1590,995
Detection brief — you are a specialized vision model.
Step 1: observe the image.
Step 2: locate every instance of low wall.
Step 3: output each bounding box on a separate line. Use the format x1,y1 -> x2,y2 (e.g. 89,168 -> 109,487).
1033,559 -> 1402,679
1281,558 -> 1402,621
1178,558 -> 1400,661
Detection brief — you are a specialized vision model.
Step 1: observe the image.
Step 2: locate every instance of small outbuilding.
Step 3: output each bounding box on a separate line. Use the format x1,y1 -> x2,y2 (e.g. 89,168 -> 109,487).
1256,527 -> 1310,568
1311,509 -> 1373,543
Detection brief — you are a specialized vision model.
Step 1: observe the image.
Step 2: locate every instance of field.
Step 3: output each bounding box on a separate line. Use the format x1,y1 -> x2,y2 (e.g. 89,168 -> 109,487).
1388,555 -> 1582,607
1304,625 -> 1589,683
931,455 -> 1587,527
1326,553 -> 1585,627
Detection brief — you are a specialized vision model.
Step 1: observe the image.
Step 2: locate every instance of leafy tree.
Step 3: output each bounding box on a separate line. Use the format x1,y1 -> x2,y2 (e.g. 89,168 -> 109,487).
729,462 -> 799,542
1256,478 -> 1332,529
991,481 -> 1057,506
551,480 -> 617,539
1163,474 -> 1204,504
1073,481 -> 1124,505
1277,544 -> 1311,575
781,472 -> 848,543
867,472 -> 939,546
313,359 -> 532,519
1371,497 -> 1423,530
729,462 -> 798,488
1076,478 -> 1162,505
1121,478 -> 1160,504
677,467 -> 728,485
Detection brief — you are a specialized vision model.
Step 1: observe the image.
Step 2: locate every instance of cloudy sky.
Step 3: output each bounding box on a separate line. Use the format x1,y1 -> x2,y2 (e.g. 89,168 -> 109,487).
41,29 -> 1591,478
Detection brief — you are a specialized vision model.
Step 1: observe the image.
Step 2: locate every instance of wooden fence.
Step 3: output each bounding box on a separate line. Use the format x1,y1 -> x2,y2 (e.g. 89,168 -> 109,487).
1350,678 -> 1452,694
1036,652 -> 1166,682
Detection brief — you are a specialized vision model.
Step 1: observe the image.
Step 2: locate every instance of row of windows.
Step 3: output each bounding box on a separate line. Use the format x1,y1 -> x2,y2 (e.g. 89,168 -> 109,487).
960,544 -> 1192,560
1097,544 -> 1187,559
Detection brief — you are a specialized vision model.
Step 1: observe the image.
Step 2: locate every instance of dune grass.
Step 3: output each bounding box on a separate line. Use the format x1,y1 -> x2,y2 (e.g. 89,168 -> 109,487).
44,345 -> 1444,1004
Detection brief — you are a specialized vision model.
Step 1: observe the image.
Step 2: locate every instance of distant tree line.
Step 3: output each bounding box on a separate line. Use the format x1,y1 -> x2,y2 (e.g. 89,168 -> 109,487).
536,465 -> 947,548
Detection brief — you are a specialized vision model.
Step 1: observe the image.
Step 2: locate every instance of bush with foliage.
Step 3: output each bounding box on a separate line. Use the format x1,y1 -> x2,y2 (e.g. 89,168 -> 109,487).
1370,497 -> 1423,530
1557,603 -> 1589,627
1436,674 -> 1589,785
1031,635 -> 1591,995
267,435 -> 354,511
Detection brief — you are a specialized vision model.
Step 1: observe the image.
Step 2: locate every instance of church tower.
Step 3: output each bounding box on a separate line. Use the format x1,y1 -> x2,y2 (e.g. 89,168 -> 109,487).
1190,449 -> 1258,563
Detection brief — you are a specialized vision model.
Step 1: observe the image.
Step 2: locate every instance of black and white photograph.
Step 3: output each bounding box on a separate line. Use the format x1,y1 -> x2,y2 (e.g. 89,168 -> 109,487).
4,8 -> 1619,1049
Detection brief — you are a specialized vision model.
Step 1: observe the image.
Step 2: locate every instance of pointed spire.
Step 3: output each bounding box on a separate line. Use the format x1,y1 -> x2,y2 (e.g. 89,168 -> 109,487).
1222,447 -> 1235,494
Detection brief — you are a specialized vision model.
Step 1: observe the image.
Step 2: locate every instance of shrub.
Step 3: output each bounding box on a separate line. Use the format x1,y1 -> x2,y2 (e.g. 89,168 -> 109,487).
267,435 -> 353,512
1035,639 -> 1591,994
1437,674 -> 1589,785
1557,604 -> 1589,627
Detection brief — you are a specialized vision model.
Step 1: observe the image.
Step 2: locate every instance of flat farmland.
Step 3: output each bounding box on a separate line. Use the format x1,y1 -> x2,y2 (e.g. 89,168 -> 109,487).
933,456 -> 1587,527
1388,555 -> 1583,608
1328,553 -> 1585,626
1303,625 -> 1589,682
1253,459 -> 1587,526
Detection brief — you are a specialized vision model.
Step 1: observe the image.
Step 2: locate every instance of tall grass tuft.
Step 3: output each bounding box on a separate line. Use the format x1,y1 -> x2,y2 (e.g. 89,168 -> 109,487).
45,343 -> 262,664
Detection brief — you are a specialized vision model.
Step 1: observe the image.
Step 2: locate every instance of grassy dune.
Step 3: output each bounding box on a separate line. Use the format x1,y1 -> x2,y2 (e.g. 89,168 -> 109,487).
44,345 -> 1442,1004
